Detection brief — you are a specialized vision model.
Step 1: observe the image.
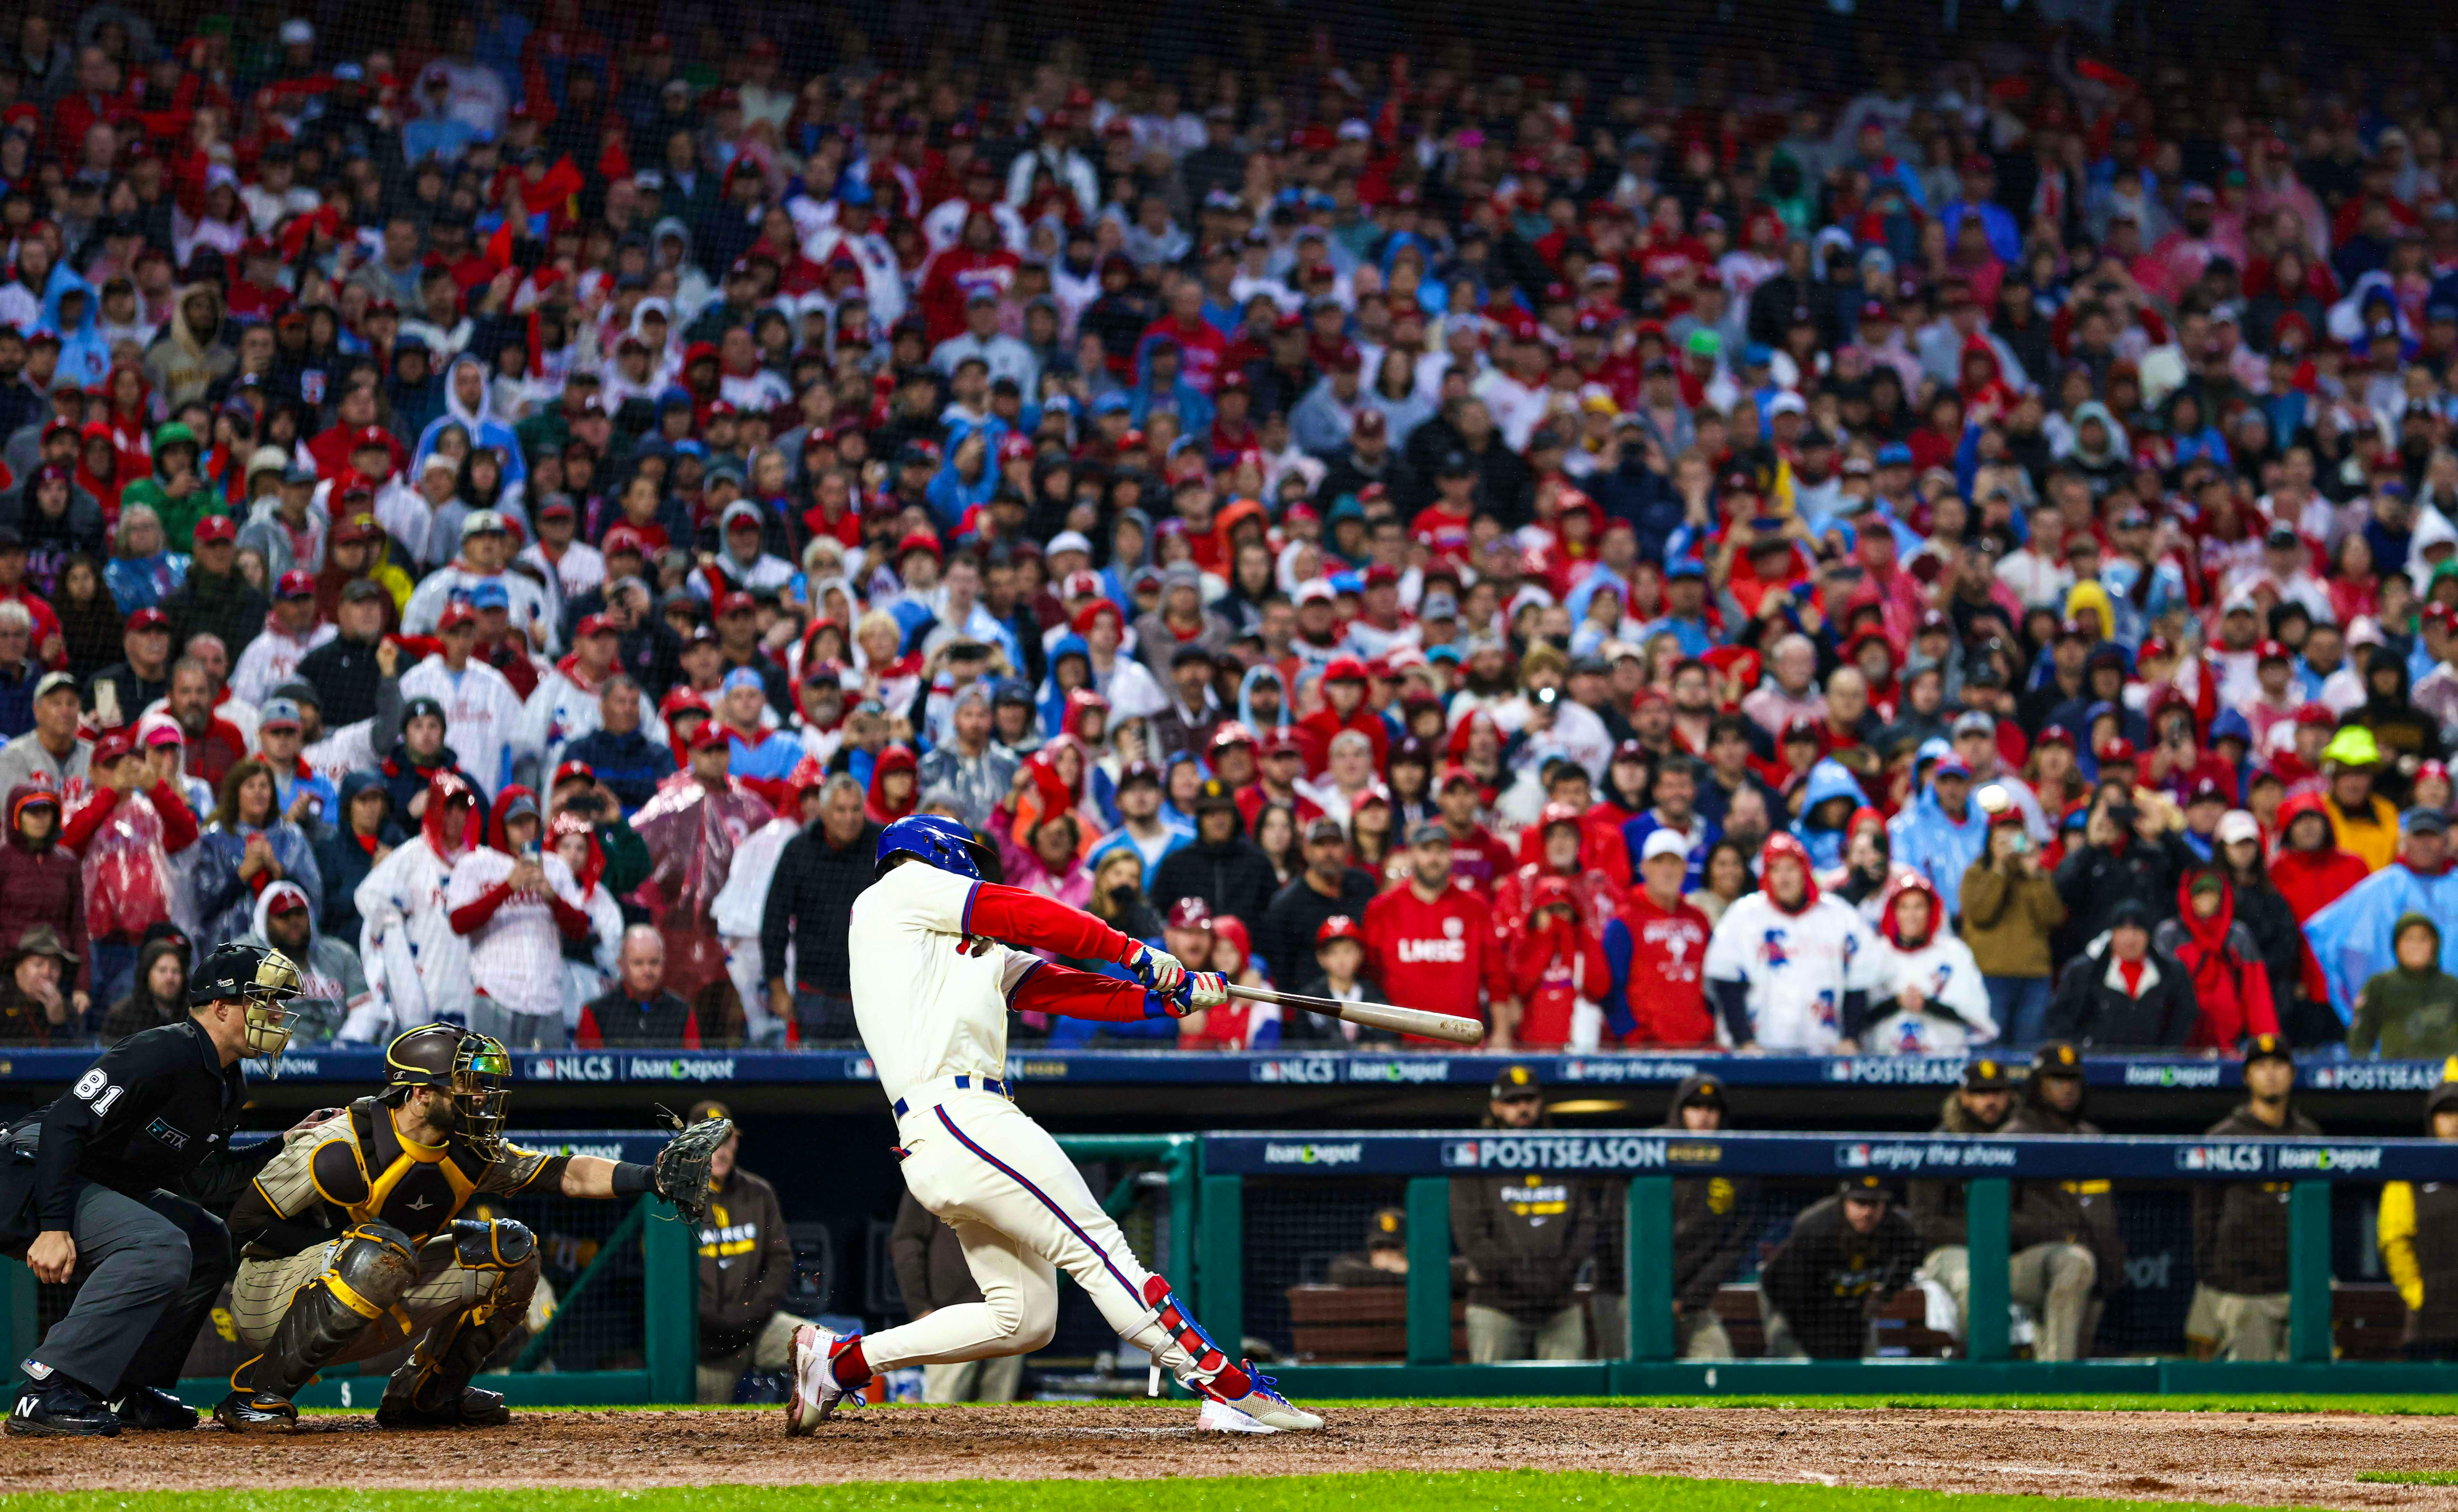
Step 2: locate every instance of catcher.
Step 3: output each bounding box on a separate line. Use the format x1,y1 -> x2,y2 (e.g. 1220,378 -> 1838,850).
213,1024 -> 730,1431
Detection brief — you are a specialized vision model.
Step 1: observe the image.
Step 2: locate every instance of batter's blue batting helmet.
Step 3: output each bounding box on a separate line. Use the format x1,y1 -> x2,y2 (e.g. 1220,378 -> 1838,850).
876,814 -> 996,880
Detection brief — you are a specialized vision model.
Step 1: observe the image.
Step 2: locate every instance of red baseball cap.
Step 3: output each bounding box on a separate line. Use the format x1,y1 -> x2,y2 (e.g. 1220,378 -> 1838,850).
1438,764 -> 1480,791
716,589 -> 757,618
127,608 -> 170,634
193,515 -> 238,545
602,525 -> 648,558
1315,914 -> 1365,945
576,613 -> 617,639
687,722 -> 732,752
276,569 -> 316,599
1323,656 -> 1369,683
437,602 -> 478,631
2098,737 -> 2138,765
897,529 -> 944,561
352,425 -> 392,452
91,727 -> 139,767
1165,896 -> 1214,932
1208,722 -> 1258,754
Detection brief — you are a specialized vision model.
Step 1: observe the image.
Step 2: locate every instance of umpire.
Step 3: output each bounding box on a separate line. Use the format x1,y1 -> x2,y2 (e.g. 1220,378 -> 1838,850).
1,944 -> 320,1437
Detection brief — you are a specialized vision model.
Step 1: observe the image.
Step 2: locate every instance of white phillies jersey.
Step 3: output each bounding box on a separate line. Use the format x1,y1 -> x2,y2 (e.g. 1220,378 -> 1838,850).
353,836 -> 474,1038
445,847 -> 588,1021
401,655 -> 525,797
1702,892 -> 1876,1054
1863,933 -> 1996,1056
846,861 -> 1040,1108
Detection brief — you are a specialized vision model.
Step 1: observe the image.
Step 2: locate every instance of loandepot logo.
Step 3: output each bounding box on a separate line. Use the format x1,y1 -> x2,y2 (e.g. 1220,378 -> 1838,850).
1348,1059 -> 1451,1084
2124,1063 -> 2225,1088
628,1057 -> 736,1082
2275,1146 -> 2386,1173
1262,1142 -> 1364,1166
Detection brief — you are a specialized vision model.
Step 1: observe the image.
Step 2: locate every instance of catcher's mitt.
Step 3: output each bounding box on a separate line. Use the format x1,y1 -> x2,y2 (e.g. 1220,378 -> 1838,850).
651,1104 -> 733,1221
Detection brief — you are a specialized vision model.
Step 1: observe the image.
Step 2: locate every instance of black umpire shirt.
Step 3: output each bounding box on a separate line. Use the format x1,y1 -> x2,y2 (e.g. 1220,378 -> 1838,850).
11,1018 -> 281,1231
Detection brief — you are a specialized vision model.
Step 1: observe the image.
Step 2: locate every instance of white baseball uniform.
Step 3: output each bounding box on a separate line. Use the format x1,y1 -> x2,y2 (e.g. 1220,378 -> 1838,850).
445,845 -> 590,1024
845,861 -> 1230,1388
400,655 -> 525,797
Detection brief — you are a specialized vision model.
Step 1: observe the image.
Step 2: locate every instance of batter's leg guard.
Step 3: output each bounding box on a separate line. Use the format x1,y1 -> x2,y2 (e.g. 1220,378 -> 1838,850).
215,1223 -> 420,1434
1135,1276 -> 1324,1433
377,1223 -> 538,1430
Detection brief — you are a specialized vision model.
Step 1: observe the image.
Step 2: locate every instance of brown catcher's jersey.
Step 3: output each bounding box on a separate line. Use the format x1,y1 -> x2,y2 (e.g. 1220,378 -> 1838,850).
229,1097 -> 568,1256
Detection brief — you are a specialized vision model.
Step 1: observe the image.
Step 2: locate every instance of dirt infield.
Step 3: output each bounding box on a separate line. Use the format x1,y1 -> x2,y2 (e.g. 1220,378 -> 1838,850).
6,1404 -> 2458,1505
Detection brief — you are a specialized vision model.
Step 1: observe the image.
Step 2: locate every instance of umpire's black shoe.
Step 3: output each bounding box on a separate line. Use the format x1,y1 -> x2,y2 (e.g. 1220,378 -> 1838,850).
211,1388 -> 299,1434
110,1386 -> 199,1431
376,1386 -> 511,1430
7,1381 -> 121,1437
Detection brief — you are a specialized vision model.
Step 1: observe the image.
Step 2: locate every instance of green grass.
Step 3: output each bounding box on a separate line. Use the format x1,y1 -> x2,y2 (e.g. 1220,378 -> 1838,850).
0,1473 -> 2361,1512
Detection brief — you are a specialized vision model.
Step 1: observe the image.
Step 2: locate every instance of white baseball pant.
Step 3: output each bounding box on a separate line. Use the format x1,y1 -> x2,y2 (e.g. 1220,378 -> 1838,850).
857,1088 -> 1205,1380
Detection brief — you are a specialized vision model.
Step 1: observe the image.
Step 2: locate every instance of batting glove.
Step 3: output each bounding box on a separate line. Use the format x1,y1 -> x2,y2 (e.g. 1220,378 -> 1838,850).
1125,942 -> 1186,995
1158,972 -> 1228,1019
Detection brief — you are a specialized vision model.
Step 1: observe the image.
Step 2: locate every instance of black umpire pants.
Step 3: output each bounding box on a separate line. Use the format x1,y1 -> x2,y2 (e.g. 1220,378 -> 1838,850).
1,1174 -> 233,1400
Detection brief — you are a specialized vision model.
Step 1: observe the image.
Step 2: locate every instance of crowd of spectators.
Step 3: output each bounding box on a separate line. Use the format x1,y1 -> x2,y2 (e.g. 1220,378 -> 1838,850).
0,4 -> 2453,1055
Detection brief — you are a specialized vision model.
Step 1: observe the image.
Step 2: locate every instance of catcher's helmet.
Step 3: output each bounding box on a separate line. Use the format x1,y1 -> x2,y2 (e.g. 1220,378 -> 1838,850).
188,942 -> 303,1056
383,1024 -> 514,1156
875,813 -> 994,880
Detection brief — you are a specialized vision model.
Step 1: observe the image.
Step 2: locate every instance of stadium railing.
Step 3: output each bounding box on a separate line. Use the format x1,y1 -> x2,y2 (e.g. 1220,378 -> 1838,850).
0,1045 -> 2430,1093
1202,1129 -> 2458,1397
0,1130 -> 1193,1411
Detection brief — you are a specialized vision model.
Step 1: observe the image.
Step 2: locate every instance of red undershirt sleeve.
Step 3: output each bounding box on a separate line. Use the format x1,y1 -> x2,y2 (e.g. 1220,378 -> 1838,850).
965,882 -> 1139,966
1007,961 -> 1153,1022
448,881 -> 515,935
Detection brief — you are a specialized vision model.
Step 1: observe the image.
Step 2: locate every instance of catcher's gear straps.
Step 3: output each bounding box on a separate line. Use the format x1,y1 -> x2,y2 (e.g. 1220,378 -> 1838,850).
389,1232 -> 540,1413
242,1223 -> 420,1399
452,1217 -> 535,1273
1139,1276 -> 1252,1399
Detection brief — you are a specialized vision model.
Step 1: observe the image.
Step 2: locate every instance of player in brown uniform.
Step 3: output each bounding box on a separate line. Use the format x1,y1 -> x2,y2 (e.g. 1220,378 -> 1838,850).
212,1024 -> 725,1431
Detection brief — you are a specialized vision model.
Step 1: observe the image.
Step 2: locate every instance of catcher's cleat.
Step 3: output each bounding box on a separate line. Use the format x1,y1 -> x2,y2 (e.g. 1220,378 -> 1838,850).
7,1381 -> 119,1437
211,1388 -> 298,1434
784,1324 -> 854,1435
1197,1367 -> 1324,1432
375,1385 -> 511,1430
108,1386 -> 199,1431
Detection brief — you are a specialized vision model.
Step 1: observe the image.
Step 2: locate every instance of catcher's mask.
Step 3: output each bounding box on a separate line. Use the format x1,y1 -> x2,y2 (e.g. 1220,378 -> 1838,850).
189,942 -> 304,1057
383,1024 -> 515,1157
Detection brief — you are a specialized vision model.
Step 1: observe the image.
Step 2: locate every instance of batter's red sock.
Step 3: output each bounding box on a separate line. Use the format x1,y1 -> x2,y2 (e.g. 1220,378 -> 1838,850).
1208,1362 -> 1253,1399
829,1337 -> 872,1389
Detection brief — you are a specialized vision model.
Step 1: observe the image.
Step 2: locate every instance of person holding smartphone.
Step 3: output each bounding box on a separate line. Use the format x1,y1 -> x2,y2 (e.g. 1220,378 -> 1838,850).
1961,793 -> 2068,1047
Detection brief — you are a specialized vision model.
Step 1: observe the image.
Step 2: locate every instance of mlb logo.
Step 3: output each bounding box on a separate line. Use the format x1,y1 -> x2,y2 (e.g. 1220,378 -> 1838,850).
1443,1140 -> 1481,1168
1841,1144 -> 1871,1168
2182,1147 -> 2210,1170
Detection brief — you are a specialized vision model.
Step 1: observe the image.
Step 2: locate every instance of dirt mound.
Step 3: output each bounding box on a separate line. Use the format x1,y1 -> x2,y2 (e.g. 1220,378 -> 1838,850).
3,1404 -> 2451,1506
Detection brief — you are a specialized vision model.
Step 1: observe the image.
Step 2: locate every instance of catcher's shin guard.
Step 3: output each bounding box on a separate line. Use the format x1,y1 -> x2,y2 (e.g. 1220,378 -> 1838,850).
378,1226 -> 538,1428
251,1224 -> 421,1399
218,1223 -> 419,1433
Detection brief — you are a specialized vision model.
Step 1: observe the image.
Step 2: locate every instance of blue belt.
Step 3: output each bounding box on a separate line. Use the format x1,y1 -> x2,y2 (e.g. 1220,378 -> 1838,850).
893,1074 -> 1006,1118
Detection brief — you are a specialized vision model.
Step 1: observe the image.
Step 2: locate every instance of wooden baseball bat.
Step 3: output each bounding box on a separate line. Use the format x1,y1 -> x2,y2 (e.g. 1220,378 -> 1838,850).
1223,983 -> 1485,1045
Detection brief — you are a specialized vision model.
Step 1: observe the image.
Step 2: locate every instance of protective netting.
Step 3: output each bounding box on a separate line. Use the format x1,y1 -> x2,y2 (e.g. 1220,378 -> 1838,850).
1237,1174 -> 2402,1363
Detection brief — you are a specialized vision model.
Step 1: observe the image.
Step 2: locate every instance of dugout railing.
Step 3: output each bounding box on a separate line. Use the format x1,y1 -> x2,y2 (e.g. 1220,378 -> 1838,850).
1198,1130 -> 2458,1397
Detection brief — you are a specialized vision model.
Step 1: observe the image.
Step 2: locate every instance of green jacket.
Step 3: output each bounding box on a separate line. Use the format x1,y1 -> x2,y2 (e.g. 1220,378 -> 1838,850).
2350,965 -> 2458,1060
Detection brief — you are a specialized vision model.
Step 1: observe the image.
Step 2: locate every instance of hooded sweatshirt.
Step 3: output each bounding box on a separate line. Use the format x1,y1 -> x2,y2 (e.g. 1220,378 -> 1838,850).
2349,915 -> 2458,1059
2153,873 -> 2280,1050
1863,872 -> 1996,1054
141,283 -> 236,407
0,782 -> 88,993
241,877 -> 369,1043
1703,833 -> 1876,1052
352,769 -> 486,1039
411,355 -> 530,488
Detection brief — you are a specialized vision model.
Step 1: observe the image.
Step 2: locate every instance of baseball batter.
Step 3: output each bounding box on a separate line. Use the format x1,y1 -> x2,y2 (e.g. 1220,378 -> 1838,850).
785,815 -> 1321,1434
